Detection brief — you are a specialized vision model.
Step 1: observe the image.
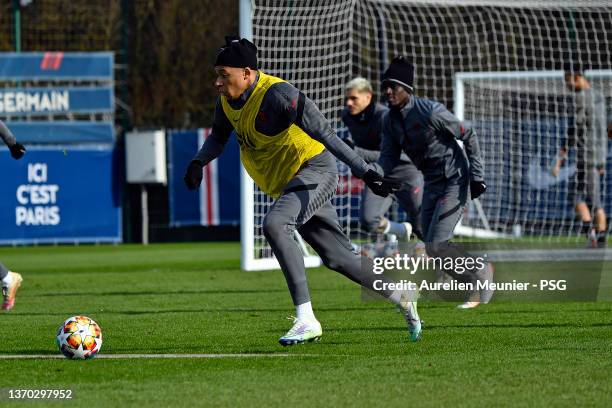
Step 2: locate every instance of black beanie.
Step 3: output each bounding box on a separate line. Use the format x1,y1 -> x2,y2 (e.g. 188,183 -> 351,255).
382,56 -> 415,92
215,36 -> 258,69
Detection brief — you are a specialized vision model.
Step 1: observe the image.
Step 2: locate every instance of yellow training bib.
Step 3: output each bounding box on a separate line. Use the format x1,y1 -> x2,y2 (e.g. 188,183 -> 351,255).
221,72 -> 325,197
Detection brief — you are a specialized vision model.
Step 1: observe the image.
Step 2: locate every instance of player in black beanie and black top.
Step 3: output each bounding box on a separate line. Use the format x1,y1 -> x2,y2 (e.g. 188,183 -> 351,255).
378,56 -> 494,309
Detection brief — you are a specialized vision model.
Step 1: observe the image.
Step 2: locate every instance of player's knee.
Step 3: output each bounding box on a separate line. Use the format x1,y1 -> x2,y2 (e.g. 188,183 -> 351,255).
262,214 -> 293,240
321,256 -> 346,272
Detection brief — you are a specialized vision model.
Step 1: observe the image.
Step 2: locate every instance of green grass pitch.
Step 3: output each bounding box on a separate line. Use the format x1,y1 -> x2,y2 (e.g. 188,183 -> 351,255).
0,243 -> 611,407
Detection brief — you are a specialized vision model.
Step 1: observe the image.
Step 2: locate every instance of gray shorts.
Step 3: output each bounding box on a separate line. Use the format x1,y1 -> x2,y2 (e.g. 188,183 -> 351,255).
573,166 -> 603,210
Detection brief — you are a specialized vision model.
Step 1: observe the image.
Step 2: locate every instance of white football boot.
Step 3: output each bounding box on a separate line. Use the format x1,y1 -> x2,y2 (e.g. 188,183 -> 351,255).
457,263 -> 495,309
2,271 -> 23,311
279,317 -> 322,346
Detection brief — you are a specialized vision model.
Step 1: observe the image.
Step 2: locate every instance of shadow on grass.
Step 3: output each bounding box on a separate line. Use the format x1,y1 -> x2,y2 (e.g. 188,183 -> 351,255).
29,286 -> 360,298
0,350 -> 57,355
31,288 -> 290,297
9,306 -> 390,317
479,307 -> 612,314
326,321 -> 612,331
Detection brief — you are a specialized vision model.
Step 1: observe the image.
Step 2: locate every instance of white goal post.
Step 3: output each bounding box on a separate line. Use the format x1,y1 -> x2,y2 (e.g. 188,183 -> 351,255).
240,0 -> 321,271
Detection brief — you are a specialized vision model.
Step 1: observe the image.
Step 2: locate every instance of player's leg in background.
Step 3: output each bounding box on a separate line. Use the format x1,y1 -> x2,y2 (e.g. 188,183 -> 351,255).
391,163 -> 425,260
594,208 -> 606,247
573,164 -> 597,245
360,183 -> 393,234
587,166 -> 606,247
359,184 -> 394,256
299,201 -> 422,341
420,179 -> 473,285
421,174 -> 494,307
1,261 -> 23,311
575,202 -> 592,222
361,162 -> 414,245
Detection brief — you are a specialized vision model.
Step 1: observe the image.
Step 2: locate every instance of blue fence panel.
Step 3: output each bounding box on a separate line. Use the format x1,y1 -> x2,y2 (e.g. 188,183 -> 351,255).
167,129 -> 240,226
0,145 -> 122,244
7,121 -> 114,144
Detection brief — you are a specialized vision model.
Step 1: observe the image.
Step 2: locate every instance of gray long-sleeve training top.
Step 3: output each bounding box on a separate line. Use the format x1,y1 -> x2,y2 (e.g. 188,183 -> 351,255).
379,95 -> 484,183
566,87 -> 608,168
340,102 -> 387,164
341,101 -> 413,165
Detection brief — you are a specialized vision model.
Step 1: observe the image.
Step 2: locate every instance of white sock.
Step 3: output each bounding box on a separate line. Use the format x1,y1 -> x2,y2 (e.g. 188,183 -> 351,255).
1,272 -> 13,288
389,289 -> 419,320
387,234 -> 398,243
384,221 -> 408,238
296,301 -> 316,321
389,289 -> 403,306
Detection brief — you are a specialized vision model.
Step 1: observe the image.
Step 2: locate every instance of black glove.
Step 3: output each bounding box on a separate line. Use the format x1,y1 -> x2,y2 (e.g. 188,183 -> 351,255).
362,169 -> 401,198
9,143 -> 25,160
470,180 -> 486,200
184,160 -> 203,190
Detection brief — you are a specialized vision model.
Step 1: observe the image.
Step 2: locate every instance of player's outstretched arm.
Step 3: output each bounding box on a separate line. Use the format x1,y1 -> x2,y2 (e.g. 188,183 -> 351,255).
287,88 -> 398,196
354,146 -> 380,164
300,97 -> 369,176
0,120 -> 26,160
339,131 -> 381,163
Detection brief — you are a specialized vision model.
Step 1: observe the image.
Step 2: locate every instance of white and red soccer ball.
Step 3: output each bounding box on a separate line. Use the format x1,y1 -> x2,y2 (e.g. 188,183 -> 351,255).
56,316 -> 102,359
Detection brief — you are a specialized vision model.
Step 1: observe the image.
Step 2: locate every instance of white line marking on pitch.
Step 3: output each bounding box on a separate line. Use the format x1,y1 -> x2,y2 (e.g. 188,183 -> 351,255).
0,353 -> 315,360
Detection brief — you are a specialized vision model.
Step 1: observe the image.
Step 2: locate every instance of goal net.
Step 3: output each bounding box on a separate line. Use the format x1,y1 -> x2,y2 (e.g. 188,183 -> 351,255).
241,0 -> 612,270
456,70 -> 612,238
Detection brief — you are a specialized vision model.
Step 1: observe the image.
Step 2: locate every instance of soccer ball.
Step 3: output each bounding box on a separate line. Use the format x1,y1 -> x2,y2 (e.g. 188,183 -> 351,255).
56,316 -> 103,359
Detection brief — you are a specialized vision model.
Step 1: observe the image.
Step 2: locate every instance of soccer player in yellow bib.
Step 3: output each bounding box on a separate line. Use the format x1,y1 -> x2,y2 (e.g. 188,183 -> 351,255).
184,37 -> 422,344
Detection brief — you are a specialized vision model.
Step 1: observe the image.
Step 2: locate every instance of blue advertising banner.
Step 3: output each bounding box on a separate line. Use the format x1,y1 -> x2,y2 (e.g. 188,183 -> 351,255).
0,87 -> 113,115
0,52 -> 113,81
6,121 -> 114,144
168,129 -> 240,226
0,146 -> 122,244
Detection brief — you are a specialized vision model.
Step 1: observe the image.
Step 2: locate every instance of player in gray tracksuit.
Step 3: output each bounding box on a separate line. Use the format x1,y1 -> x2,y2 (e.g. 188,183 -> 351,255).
553,66 -> 609,247
184,37 -> 422,344
341,77 -> 423,242
378,57 -> 493,308
1,120 -> 25,310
